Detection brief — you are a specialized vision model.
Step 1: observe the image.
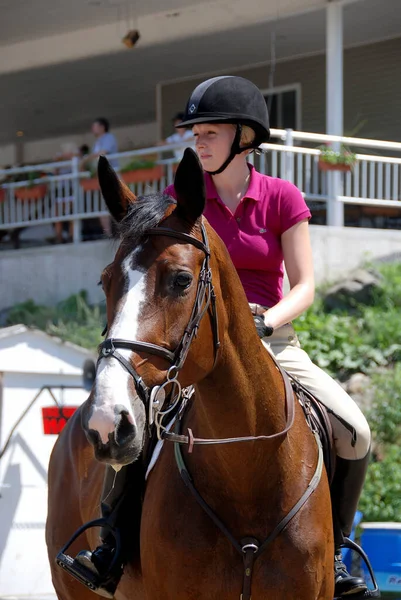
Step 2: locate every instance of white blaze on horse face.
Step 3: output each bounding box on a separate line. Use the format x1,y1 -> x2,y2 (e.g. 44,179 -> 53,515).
89,251 -> 146,444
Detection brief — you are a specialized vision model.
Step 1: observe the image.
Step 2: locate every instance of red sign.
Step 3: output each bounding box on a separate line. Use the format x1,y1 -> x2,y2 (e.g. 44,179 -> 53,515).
42,406 -> 78,435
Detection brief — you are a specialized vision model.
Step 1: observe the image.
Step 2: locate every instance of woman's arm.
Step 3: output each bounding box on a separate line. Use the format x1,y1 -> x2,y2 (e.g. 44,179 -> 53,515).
263,219 -> 315,330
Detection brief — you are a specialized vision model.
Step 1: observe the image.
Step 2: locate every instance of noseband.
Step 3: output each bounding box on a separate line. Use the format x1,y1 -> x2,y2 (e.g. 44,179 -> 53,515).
97,221 -> 220,420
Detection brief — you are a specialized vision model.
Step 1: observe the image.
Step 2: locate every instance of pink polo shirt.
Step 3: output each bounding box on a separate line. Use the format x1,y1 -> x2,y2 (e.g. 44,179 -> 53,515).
164,165 -> 311,307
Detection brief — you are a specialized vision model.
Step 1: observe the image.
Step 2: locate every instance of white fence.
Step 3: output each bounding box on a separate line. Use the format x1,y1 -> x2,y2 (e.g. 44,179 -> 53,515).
1,129 -> 401,243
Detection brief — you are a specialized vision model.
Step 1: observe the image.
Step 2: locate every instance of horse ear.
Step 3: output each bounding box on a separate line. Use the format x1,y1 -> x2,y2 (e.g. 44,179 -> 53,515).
174,148 -> 206,223
97,155 -> 137,223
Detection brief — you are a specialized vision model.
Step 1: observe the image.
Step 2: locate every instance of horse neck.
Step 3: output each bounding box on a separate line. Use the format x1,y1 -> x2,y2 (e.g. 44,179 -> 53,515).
184,310 -> 290,507
195,325 -> 286,441
179,236 -> 292,502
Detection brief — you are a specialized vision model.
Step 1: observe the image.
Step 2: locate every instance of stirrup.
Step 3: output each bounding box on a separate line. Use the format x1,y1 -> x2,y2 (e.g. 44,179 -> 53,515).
334,537 -> 381,599
56,517 -> 121,598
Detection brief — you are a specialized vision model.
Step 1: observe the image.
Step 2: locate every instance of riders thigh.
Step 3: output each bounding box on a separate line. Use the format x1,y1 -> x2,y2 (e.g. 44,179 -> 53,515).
262,324 -> 371,460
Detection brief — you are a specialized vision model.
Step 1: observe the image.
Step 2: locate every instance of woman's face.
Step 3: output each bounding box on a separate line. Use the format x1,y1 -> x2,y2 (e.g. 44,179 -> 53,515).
192,123 -> 235,172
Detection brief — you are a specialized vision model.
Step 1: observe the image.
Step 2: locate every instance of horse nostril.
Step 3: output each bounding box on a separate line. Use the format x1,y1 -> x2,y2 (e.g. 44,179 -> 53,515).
114,406 -> 136,447
86,428 -> 102,448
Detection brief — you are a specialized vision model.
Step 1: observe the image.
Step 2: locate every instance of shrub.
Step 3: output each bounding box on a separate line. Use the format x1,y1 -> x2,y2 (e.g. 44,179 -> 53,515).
359,445 -> 401,522
6,291 -> 106,351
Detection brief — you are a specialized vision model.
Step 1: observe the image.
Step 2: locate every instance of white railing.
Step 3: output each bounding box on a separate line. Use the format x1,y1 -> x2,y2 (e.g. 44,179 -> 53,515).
1,129 -> 401,244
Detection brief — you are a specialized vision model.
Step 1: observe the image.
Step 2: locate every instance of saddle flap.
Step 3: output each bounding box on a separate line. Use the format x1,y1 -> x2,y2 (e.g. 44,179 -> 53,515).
290,377 -> 336,484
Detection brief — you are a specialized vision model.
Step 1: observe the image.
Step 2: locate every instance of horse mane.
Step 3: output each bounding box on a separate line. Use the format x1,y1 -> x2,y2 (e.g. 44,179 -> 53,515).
117,193 -> 177,245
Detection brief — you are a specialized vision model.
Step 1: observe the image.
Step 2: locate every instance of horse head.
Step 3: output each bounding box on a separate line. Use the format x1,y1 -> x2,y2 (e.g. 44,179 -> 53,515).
81,149 -> 222,466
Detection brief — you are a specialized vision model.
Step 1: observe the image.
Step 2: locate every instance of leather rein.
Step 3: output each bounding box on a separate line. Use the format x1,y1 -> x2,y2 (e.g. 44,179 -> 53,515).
97,220 -> 324,600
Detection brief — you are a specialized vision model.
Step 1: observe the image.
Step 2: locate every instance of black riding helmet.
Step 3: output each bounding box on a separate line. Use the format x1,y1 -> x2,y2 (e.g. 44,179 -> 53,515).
176,76 -> 270,175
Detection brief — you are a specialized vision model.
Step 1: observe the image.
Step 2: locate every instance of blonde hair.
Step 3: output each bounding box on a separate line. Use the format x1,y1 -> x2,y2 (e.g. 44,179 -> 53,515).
240,125 -> 256,146
231,124 -> 255,150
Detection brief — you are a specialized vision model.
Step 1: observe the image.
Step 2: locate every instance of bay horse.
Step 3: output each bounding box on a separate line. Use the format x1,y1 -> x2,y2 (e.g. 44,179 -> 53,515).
46,149 -> 334,599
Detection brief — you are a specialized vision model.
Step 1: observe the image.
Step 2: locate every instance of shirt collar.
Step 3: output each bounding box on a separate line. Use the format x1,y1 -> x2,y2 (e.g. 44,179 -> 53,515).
204,163 -> 262,202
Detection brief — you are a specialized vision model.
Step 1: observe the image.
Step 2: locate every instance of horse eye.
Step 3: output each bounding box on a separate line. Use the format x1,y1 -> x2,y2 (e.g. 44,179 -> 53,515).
174,272 -> 193,289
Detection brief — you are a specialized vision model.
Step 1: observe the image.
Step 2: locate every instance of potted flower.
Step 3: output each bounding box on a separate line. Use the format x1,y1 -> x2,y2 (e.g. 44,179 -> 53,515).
120,158 -> 163,184
318,144 -> 357,172
14,170 -> 48,200
80,167 -> 100,191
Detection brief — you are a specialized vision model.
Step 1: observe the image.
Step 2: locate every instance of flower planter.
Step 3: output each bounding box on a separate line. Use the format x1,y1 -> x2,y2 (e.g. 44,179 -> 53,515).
14,183 -> 48,200
362,205 -> 401,218
318,160 -> 353,173
121,165 -> 164,184
80,177 -> 100,191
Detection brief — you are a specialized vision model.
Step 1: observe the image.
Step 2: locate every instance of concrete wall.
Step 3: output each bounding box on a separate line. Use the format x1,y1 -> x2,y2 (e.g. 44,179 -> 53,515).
0,240 -> 116,310
1,225 -> 401,311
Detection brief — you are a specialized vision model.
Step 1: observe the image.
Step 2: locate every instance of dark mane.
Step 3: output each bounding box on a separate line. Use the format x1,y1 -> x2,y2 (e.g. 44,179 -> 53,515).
117,192 -> 176,244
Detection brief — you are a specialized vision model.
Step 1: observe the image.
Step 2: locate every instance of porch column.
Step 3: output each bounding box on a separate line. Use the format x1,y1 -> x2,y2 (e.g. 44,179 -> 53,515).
326,1 -> 344,227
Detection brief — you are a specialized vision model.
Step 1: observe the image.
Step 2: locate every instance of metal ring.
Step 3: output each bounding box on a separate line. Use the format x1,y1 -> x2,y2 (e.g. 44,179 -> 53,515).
242,543 -> 259,553
167,365 -> 179,381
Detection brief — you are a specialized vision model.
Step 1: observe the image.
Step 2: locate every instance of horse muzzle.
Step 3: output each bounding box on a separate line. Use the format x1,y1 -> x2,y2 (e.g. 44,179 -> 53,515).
83,403 -> 144,465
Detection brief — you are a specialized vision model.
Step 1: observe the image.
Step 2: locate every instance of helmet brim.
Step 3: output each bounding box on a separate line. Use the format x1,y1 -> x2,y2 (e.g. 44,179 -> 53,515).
175,115 -> 235,128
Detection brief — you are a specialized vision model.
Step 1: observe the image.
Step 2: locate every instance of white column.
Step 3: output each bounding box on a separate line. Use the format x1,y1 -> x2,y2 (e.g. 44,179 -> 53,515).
326,1 -> 344,227
71,155 -> 82,243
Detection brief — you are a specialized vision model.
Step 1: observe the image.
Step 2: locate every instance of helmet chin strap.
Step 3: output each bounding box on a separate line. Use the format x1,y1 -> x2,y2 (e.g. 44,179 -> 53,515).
206,124 -> 252,176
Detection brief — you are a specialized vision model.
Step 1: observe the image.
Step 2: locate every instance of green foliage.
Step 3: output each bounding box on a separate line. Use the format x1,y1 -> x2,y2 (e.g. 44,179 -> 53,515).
295,262 -> 401,379
358,365 -> 401,521
359,445 -> 401,522
295,262 -> 401,522
318,144 -> 356,166
6,291 -> 106,351
120,158 -> 156,173
10,169 -> 43,186
368,364 -> 401,446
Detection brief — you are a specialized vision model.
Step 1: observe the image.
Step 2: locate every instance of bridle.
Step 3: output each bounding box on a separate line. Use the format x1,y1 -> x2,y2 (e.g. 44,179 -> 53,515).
97,220 -> 220,431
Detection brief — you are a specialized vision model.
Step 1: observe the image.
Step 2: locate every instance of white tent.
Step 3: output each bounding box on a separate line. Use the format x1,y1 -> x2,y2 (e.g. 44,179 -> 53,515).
0,325 -> 95,598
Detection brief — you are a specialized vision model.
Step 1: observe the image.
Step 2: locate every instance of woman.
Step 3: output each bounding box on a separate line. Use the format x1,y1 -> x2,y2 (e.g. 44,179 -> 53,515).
69,77 -> 371,599
164,76 -> 371,599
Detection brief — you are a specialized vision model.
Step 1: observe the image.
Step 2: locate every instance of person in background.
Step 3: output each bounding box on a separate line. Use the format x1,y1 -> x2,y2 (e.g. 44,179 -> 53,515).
163,112 -> 194,160
81,118 -> 119,236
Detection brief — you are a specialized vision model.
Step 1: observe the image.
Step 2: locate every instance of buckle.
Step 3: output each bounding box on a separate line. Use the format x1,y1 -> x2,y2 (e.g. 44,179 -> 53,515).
101,339 -> 115,357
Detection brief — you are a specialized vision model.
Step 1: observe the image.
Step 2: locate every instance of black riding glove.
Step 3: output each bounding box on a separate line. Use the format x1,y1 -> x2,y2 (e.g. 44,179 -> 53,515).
253,315 -> 274,339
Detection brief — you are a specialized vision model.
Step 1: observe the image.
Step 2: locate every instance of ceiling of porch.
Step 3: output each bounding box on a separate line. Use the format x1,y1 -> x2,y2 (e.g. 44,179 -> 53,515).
0,0 -> 400,148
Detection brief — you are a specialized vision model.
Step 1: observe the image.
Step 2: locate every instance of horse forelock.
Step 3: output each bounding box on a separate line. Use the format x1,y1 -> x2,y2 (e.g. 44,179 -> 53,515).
117,192 -> 177,246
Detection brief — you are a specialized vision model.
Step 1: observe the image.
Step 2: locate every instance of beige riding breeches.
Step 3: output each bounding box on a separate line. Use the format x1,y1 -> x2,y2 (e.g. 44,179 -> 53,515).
262,323 -> 371,460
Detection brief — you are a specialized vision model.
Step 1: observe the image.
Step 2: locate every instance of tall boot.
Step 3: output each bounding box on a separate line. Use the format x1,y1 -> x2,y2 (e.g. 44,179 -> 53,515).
331,451 -> 370,598
69,465 -> 129,598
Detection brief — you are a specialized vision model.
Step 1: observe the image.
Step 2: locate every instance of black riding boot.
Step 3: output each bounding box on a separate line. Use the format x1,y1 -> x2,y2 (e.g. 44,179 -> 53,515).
332,452 -> 370,598
72,465 -> 129,598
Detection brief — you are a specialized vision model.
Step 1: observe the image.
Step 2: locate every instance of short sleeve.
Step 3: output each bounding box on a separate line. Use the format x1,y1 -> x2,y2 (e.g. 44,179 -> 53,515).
279,181 -> 311,233
97,134 -> 117,154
